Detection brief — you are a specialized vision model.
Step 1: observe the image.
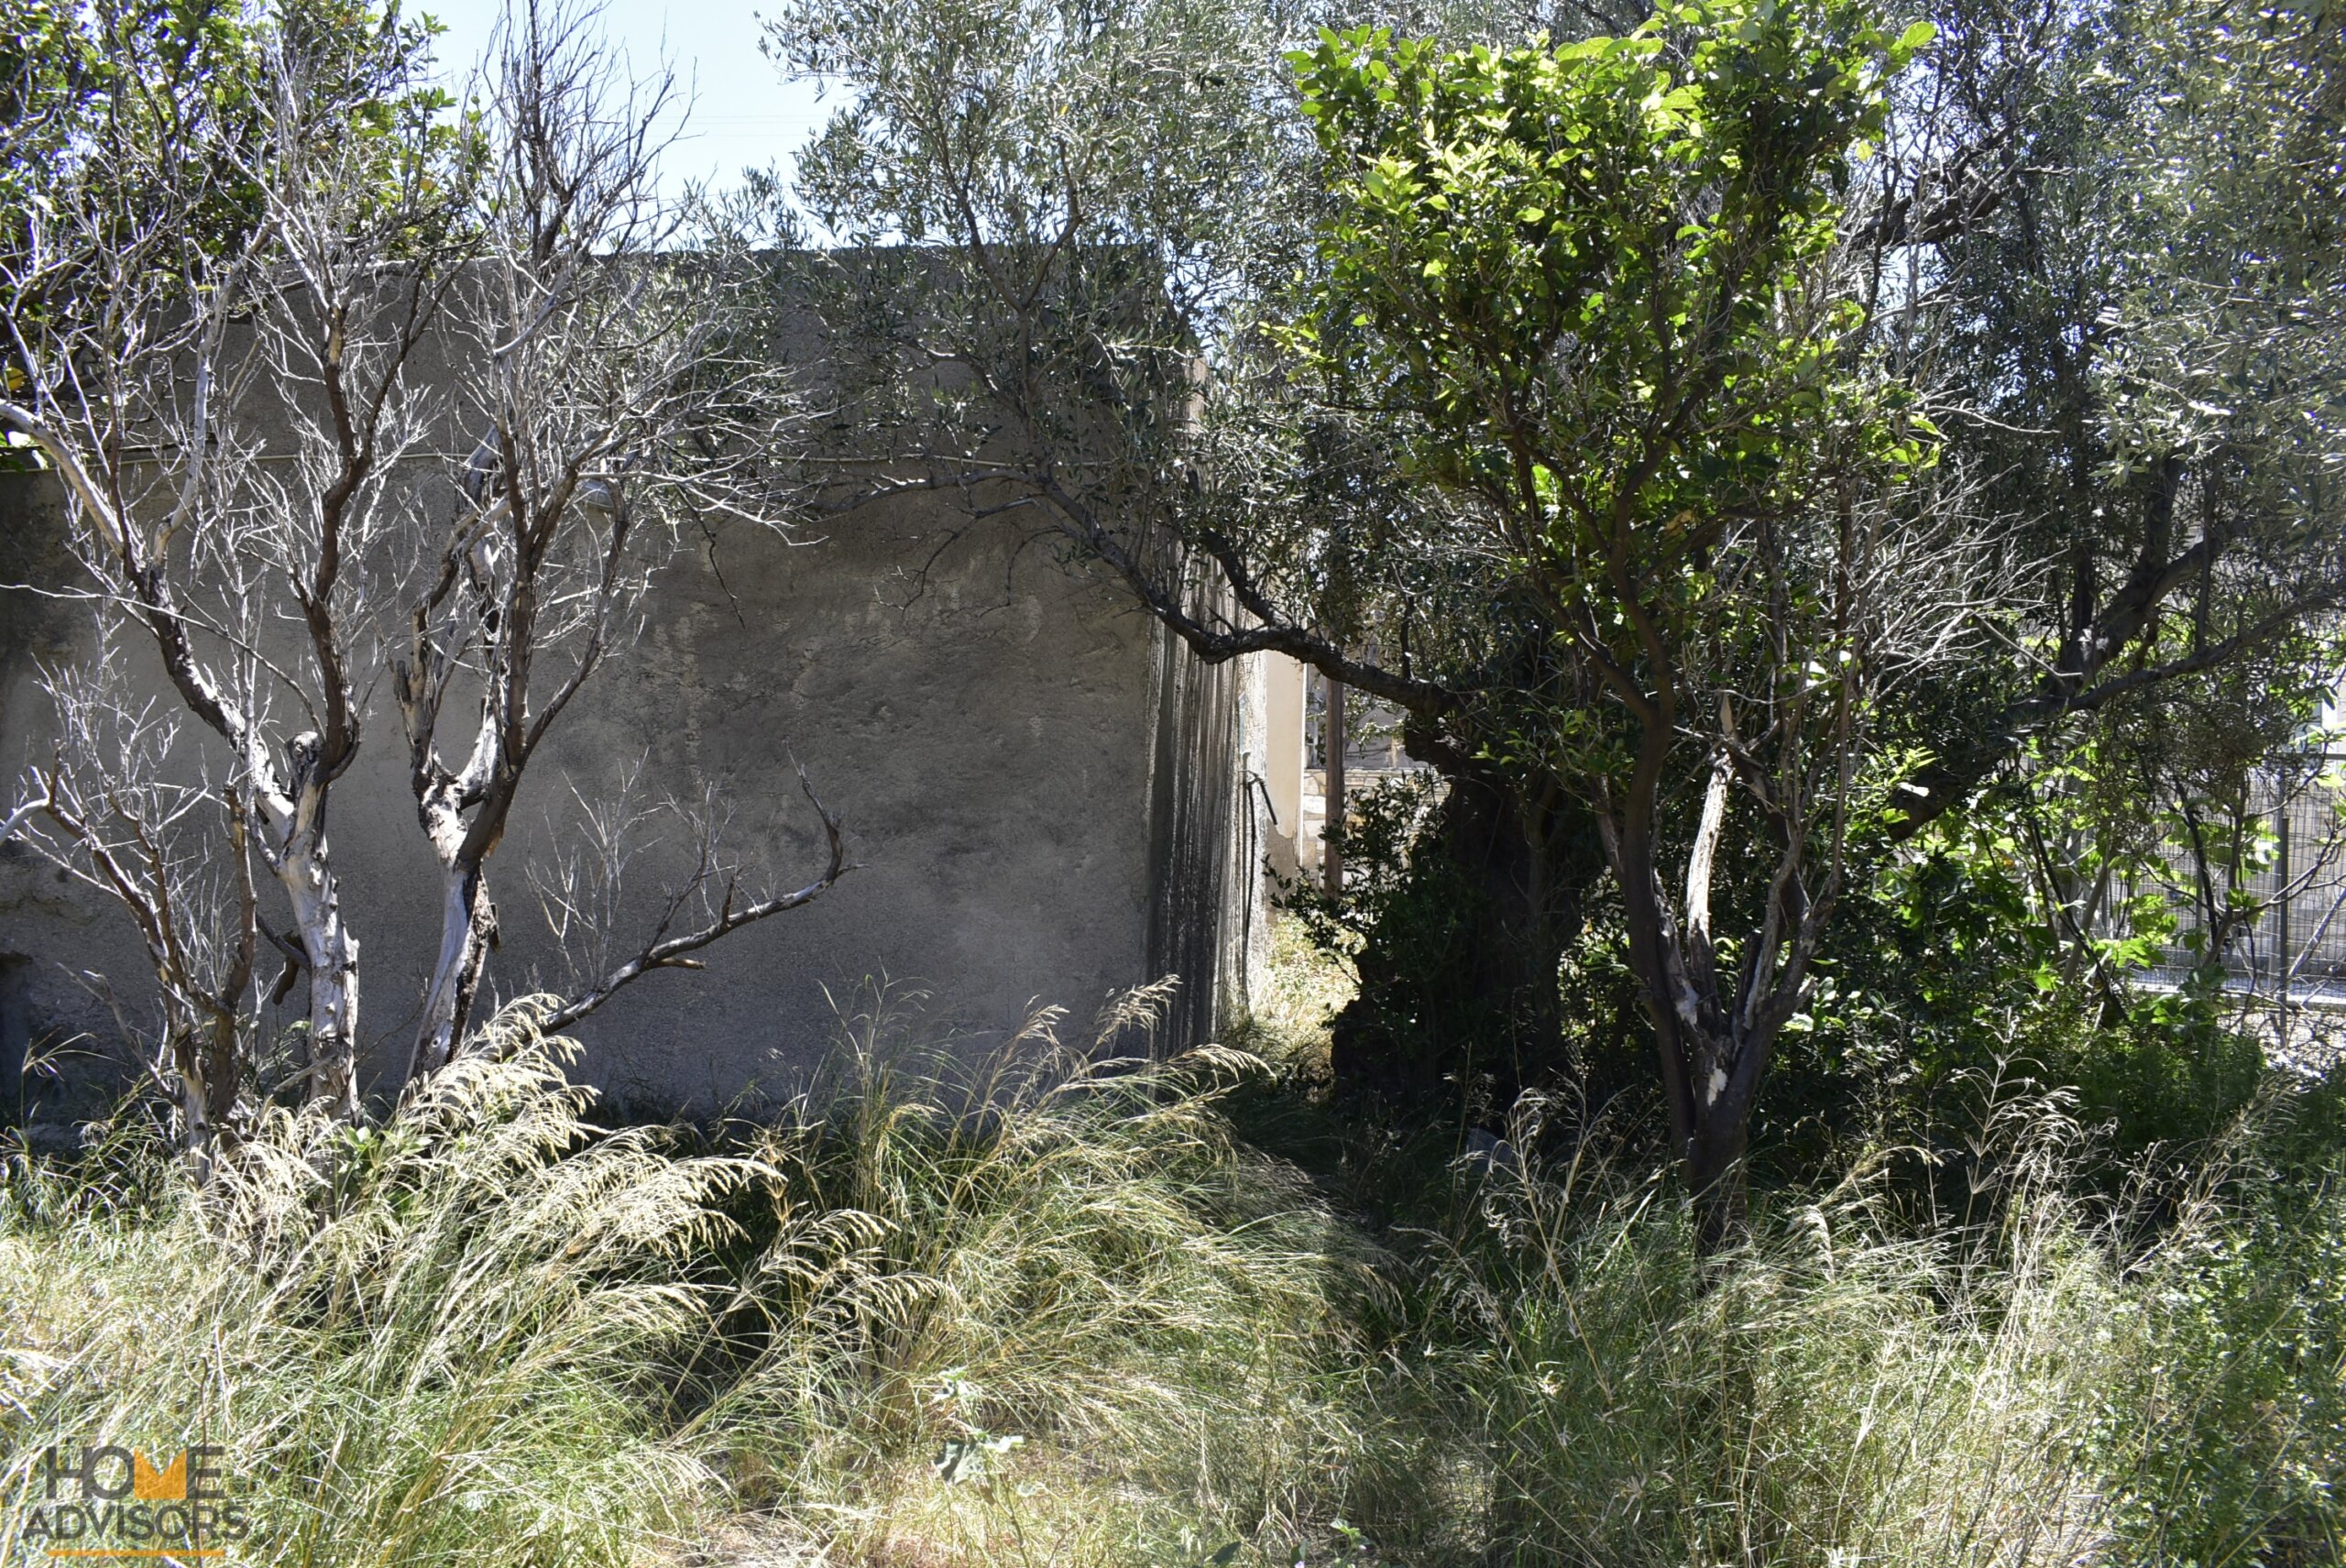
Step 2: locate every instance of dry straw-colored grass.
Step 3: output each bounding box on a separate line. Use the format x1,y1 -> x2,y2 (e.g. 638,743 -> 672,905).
2,957 -> 2340,1566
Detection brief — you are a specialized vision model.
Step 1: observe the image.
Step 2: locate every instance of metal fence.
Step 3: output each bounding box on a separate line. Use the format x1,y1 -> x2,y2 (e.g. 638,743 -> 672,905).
2137,752 -> 2346,1014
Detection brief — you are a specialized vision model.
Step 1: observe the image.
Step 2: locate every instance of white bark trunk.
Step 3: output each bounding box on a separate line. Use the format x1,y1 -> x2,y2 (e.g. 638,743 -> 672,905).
411,861 -> 488,1080
178,1054 -> 215,1184
277,836 -> 359,1120
1684,753 -> 1731,949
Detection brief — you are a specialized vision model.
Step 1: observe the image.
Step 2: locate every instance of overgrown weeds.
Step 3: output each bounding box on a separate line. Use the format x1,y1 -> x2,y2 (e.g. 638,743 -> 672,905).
0,991 -> 1378,1567
2,1009 -> 740,1567
2,970 -> 2342,1566
688,984 -> 1390,1561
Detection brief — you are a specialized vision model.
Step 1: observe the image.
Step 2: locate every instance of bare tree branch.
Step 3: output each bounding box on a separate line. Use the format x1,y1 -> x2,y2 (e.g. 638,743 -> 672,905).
540,767 -> 856,1034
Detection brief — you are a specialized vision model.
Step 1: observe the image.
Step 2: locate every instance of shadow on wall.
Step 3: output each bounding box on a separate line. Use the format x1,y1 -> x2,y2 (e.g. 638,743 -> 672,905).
1,952 -> 33,1121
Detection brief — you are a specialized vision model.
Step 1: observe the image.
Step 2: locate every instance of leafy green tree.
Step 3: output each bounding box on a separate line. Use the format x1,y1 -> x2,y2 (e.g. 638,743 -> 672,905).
1801,0 -> 2346,1124
1876,0 -> 2346,832
778,0 -> 1945,1223
1285,5 -> 1954,1233
774,0 -> 2345,1222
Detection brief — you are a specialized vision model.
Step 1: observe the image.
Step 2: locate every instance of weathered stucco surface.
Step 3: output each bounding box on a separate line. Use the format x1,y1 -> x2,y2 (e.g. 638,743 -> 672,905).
0,459 -> 1267,1116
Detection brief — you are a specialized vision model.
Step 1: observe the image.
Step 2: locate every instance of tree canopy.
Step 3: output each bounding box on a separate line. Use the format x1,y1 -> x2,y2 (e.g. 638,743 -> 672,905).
776,0 -> 2346,1222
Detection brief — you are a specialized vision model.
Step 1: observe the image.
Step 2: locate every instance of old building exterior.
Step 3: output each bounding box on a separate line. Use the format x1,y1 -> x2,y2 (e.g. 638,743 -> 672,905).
0,463 -> 1314,1116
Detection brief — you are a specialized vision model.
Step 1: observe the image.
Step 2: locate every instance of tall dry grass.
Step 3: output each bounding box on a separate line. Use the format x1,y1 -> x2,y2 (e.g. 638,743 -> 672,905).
681,985 -> 1389,1563
0,968 -> 2339,1566
1,1010 -> 740,1566
0,992 -> 1376,1567
1387,1096 -> 2130,1565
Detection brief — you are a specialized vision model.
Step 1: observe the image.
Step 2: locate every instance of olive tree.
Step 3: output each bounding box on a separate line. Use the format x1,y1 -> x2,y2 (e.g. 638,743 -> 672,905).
1869,0 -> 2346,839
772,0 -> 1949,1215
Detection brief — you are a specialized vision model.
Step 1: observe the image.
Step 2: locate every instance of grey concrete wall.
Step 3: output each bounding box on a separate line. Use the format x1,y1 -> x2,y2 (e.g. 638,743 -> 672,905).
0,460 -> 1258,1118
0,474 -> 115,1119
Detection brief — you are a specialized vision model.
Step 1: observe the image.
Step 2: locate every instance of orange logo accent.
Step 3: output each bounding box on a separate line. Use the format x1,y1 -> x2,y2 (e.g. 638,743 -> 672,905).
130,1450 -> 185,1501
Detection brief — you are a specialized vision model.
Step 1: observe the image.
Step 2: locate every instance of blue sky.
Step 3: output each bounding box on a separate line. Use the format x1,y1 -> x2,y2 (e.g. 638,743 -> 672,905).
422,0 -> 834,197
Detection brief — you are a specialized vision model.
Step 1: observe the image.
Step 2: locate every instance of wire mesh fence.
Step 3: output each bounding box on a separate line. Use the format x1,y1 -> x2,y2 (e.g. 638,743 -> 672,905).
2136,751 -> 2346,1012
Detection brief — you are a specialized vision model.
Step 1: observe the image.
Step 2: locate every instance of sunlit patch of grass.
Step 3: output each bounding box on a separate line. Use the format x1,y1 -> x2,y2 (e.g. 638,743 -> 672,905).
1228,914 -> 1358,1080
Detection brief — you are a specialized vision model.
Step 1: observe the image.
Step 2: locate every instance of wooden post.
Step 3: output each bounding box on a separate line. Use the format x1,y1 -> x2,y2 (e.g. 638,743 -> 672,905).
1324,676 -> 1345,898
